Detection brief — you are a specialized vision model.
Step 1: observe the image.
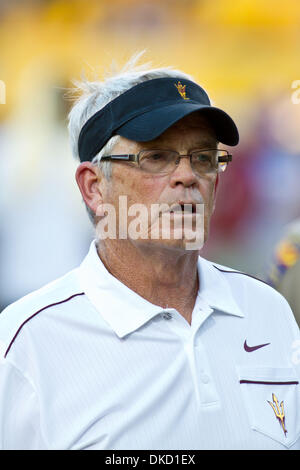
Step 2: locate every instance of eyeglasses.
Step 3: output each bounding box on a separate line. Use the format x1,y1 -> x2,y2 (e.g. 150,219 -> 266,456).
101,148 -> 232,175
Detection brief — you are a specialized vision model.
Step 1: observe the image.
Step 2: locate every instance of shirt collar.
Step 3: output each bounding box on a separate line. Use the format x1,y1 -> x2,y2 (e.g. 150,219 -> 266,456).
77,241 -> 244,338
77,240 -> 164,338
197,256 -> 244,318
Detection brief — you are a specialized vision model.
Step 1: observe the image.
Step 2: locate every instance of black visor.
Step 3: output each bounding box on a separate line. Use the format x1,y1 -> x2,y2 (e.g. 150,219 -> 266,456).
78,77 -> 239,162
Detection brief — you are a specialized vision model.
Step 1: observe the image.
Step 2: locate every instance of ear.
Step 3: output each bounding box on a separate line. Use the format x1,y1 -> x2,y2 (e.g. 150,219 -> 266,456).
75,162 -> 106,217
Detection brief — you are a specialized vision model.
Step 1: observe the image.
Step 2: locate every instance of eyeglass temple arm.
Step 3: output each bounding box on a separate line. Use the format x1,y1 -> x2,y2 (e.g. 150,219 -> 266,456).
101,155 -> 136,161
218,154 -> 232,163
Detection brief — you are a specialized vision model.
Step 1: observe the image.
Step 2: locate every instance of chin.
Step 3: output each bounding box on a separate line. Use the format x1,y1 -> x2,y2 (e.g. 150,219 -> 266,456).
133,235 -> 204,253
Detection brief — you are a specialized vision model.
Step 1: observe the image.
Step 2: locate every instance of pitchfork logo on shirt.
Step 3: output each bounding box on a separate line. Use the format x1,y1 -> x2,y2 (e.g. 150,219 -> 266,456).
268,393 -> 287,437
174,81 -> 190,100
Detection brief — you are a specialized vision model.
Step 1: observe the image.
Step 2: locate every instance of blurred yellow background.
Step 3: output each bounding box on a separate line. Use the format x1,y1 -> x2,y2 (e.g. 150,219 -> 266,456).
1,0 -> 300,309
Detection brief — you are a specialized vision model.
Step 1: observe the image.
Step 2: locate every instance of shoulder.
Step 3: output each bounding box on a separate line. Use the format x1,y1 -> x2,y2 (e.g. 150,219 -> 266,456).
211,260 -> 270,287
0,269 -> 85,359
206,258 -> 291,307
209,259 -> 300,329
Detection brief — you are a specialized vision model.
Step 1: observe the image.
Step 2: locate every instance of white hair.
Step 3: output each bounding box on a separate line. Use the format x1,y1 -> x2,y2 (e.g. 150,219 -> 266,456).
67,51 -> 195,223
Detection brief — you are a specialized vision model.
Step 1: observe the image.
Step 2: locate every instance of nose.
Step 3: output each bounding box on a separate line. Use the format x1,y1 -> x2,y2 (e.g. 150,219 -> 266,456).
169,155 -> 198,188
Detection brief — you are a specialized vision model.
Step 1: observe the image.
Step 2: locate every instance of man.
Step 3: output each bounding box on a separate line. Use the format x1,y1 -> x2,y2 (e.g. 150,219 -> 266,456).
0,55 -> 299,450
267,217 -> 300,327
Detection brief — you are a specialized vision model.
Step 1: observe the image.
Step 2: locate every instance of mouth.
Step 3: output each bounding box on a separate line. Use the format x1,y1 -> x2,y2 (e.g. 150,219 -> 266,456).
169,202 -> 198,214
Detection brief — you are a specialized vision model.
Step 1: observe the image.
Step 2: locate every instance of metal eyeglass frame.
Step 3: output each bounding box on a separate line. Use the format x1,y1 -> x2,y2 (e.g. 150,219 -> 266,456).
101,148 -> 232,174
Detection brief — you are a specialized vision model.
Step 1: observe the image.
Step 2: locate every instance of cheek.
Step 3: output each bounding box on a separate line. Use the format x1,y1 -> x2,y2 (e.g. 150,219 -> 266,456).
114,168 -> 167,205
202,177 -> 217,214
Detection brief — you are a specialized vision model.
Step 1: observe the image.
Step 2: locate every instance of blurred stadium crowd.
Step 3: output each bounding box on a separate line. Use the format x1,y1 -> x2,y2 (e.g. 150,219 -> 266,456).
0,0 -> 300,319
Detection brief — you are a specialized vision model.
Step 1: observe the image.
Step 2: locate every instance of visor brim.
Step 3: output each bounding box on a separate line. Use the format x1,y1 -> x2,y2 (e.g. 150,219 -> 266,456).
116,102 -> 239,146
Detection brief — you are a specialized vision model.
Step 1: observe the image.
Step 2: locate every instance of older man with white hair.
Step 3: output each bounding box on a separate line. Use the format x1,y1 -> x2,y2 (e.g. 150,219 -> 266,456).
0,54 -> 299,450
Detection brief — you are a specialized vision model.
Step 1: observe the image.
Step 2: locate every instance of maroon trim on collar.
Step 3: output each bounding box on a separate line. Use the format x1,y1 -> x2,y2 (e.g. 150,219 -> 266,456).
213,266 -> 270,287
240,380 -> 299,385
4,292 -> 85,358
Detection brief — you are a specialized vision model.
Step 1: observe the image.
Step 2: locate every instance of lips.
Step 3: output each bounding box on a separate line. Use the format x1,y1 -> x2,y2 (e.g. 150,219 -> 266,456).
169,202 -> 198,214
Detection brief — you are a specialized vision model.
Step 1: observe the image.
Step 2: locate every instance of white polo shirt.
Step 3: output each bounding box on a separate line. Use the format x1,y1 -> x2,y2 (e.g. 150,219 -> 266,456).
0,240 -> 299,450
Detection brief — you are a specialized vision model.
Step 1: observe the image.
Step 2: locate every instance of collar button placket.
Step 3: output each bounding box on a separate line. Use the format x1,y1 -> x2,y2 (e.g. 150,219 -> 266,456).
194,339 -> 220,407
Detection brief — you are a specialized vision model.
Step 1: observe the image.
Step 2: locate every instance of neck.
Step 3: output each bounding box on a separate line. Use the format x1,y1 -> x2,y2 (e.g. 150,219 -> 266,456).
96,238 -> 200,324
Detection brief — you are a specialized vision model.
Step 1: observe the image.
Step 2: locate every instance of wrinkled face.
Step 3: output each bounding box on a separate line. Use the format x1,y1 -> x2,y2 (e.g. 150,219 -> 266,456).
97,113 -> 219,252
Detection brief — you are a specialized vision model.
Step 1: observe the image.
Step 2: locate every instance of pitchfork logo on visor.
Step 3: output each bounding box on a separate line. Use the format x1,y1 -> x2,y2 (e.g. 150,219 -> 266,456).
174,81 -> 190,100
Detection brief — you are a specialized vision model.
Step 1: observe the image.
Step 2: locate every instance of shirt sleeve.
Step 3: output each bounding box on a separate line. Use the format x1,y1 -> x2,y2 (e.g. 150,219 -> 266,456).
0,360 -> 47,449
